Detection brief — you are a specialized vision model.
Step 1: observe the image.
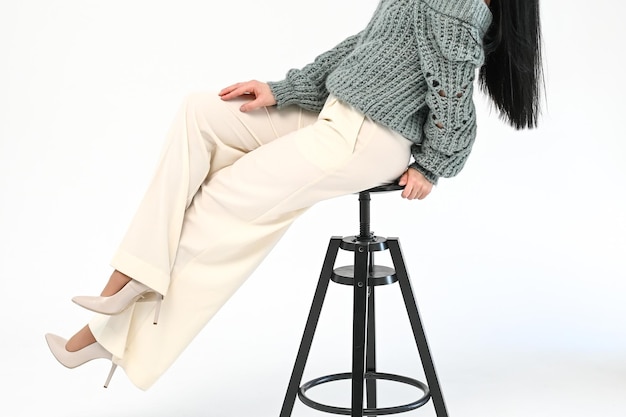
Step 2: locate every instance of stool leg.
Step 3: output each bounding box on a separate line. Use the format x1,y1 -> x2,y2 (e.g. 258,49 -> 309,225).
351,243 -> 369,417
280,237 -> 342,417
365,260 -> 377,411
387,238 -> 449,417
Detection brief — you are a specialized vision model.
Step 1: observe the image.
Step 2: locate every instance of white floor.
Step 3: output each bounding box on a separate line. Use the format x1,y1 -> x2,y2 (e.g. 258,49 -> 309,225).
6,231 -> 626,417
10,329 -> 626,417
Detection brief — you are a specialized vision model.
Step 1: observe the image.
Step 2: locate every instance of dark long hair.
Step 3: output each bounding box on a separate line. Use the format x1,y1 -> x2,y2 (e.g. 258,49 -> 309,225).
479,0 -> 543,129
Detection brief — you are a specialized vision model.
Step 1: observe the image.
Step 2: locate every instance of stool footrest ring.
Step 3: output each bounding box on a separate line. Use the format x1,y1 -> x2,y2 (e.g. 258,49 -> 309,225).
297,372 -> 431,416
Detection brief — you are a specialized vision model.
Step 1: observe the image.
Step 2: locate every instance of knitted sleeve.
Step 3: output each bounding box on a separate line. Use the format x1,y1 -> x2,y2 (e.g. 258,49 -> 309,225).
267,31 -> 363,112
410,3 -> 486,185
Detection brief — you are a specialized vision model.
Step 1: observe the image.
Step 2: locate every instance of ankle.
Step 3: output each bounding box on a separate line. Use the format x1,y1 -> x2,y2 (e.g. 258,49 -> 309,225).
100,270 -> 132,297
65,325 -> 96,352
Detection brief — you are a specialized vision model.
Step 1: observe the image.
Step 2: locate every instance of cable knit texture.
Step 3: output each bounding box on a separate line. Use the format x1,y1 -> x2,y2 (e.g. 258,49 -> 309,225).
268,0 -> 492,184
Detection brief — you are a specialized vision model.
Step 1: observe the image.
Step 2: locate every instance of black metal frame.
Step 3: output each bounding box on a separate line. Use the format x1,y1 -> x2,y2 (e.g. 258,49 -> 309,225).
280,187 -> 449,417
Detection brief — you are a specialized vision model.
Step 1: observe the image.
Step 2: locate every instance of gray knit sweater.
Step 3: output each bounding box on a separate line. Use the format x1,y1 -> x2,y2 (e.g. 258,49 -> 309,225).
268,0 -> 492,184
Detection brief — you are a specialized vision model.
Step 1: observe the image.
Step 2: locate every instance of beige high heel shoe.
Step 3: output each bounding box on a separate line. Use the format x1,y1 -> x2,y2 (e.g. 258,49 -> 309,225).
45,333 -> 118,388
72,279 -> 163,325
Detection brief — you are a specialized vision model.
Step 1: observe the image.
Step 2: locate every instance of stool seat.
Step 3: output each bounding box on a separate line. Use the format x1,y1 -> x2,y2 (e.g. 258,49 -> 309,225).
363,183 -> 404,193
280,185 -> 448,417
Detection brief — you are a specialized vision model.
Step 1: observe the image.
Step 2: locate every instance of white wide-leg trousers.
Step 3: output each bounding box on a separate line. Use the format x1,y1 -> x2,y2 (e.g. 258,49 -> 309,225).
89,92 -> 412,390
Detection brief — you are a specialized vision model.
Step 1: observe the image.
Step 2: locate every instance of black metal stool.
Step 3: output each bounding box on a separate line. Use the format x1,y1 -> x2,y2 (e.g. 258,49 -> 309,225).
279,184 -> 448,417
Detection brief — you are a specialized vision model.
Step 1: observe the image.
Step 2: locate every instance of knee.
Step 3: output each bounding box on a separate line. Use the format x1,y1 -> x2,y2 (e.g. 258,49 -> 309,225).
177,92 -> 236,128
182,91 -> 221,113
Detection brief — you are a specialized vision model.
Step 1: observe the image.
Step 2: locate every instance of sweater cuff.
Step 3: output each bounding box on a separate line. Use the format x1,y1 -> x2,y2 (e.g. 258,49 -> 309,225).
267,80 -> 298,109
409,162 -> 439,185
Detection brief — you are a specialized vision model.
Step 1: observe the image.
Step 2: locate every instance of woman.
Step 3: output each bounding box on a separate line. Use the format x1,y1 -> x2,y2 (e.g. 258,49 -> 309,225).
45,0 -> 542,390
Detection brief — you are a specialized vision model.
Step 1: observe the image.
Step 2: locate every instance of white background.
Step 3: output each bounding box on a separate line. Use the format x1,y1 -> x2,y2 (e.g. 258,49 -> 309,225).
1,1 -> 625,416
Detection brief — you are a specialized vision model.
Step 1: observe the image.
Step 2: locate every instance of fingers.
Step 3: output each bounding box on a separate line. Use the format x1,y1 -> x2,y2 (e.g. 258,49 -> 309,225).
239,92 -> 274,112
218,82 -> 253,101
239,98 -> 263,113
401,183 -> 425,200
401,184 -> 413,199
400,169 -> 433,200
402,185 -> 429,200
218,80 -> 276,112
218,84 -> 238,96
398,171 -> 408,186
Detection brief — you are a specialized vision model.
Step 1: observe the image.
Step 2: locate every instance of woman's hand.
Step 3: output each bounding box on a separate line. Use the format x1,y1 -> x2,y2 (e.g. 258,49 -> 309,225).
398,168 -> 433,200
219,80 -> 277,112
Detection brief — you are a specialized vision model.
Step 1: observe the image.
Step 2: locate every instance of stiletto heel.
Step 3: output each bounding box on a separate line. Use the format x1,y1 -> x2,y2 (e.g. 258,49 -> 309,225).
45,333 -> 116,387
72,279 -> 161,318
153,295 -> 164,325
104,363 -> 118,388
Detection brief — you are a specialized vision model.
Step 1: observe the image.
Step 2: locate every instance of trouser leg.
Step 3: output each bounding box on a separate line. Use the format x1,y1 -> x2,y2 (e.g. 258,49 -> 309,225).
90,92 -> 316,364
107,93 -> 317,296
91,95 -> 412,390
